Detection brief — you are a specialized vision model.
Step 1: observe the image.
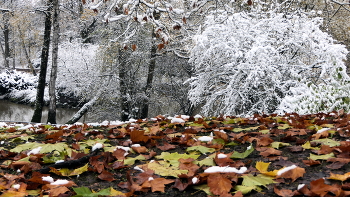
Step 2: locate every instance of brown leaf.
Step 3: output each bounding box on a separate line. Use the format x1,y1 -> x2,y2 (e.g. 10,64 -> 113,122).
157,142 -> 176,151
131,44 -> 137,51
326,161 -> 346,169
173,25 -> 181,30
98,170 -> 116,182
247,0 -> 253,6
207,174 -> 232,196
182,17 -> 187,24
132,146 -> 148,153
48,186 -> 70,197
274,186 -> 296,197
302,159 -> 321,166
150,178 -> 174,192
259,148 -> 282,157
82,0 -> 86,4
310,178 -> 341,197
257,136 -> 274,147
277,166 -> 305,182
113,149 -> 127,160
130,130 -> 148,143
173,178 -> 189,191
158,43 -> 165,51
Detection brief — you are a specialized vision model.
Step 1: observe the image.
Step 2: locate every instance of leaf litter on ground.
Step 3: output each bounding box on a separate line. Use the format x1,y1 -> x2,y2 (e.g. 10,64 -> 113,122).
2,112 -> 350,196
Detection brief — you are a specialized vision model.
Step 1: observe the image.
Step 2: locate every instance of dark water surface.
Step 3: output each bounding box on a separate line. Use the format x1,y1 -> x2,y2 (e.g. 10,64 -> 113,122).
0,99 -> 80,124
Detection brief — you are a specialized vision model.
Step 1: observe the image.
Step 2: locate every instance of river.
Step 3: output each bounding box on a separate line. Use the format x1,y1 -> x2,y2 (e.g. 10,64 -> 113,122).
0,100 -> 84,124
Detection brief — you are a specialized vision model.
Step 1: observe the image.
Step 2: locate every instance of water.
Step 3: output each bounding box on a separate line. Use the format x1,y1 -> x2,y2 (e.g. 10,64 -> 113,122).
0,99 -> 82,124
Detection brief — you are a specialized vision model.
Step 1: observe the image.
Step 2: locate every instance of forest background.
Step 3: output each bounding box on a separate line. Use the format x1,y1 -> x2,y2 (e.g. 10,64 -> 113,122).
0,0 -> 350,124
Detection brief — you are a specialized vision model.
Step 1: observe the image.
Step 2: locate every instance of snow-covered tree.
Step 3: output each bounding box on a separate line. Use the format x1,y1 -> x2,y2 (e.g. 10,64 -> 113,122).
188,10 -> 349,116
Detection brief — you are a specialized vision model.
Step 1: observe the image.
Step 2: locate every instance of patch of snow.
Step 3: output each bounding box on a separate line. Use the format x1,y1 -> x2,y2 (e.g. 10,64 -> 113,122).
247,145 -> 252,150
27,146 -> 42,155
134,166 -> 144,172
17,169 -> 21,173
217,153 -> 227,159
317,128 -> 330,134
204,166 -> 247,174
92,143 -> 103,151
18,124 -> 33,130
55,160 -> 64,164
277,165 -> 297,176
12,184 -> 20,189
51,179 -> 69,185
129,118 -> 137,123
87,122 -> 100,127
1,141 -> 4,145
115,146 -> 130,153
148,177 -> 154,181
0,122 -> 7,128
180,115 -> 190,119
131,144 -> 141,147
194,114 -> 203,119
192,177 -> 198,184
42,176 -> 54,183
198,132 -> 214,142
297,184 -> 305,190
171,118 -> 185,123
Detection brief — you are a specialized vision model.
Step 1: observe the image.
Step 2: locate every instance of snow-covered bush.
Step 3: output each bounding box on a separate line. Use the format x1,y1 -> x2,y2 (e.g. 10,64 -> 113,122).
0,70 -> 37,95
188,11 -> 349,116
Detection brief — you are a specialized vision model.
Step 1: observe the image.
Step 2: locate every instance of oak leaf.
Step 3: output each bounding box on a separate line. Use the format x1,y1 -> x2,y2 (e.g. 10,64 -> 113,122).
98,170 -> 116,182
274,186 -> 296,197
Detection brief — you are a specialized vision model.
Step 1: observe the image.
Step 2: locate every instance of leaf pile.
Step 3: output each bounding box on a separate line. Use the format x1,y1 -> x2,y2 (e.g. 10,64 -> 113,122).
2,112 -> 350,196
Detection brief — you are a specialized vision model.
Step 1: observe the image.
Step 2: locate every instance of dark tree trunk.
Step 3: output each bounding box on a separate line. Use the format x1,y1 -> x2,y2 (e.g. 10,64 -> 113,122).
48,0 -> 60,124
31,0 -> 53,123
0,11 -> 10,68
119,48 -> 130,121
140,44 -> 157,119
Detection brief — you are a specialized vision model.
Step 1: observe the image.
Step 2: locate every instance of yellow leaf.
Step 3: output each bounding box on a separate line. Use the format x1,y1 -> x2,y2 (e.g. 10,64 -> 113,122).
110,188 -> 126,196
51,163 -> 89,176
328,172 -> 350,182
255,161 -> 278,177
139,161 -> 188,177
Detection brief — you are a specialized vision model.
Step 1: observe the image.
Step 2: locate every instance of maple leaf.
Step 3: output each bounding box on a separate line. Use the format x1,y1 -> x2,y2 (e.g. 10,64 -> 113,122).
207,174 -> 232,196
328,172 -> 350,182
155,152 -> 199,167
130,130 -> 149,143
312,138 -> 340,147
302,159 -> 321,166
123,155 -> 146,165
257,136 -> 274,147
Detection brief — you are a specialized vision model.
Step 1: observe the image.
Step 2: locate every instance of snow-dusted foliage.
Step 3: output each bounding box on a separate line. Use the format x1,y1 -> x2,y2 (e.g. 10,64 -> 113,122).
188,11 -> 349,116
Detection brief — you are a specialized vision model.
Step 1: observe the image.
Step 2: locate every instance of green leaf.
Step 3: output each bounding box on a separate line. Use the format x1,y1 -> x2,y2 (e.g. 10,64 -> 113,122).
270,142 -> 291,149
241,174 -> 276,187
186,146 -> 216,155
311,139 -> 340,147
156,152 -> 199,167
309,153 -> 335,160
123,155 -> 146,165
234,185 -> 262,195
42,151 -> 66,164
72,187 -> 111,197
259,129 -> 270,134
226,142 -> 239,146
277,124 -> 290,130
143,161 -> 188,177
193,184 -> 214,195
195,154 -> 216,166
230,144 -> 254,159
10,142 -> 72,157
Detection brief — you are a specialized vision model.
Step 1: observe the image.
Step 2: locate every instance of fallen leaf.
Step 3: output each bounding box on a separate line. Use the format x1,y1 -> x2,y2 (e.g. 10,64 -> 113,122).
207,174 -> 232,196
98,170 -> 116,182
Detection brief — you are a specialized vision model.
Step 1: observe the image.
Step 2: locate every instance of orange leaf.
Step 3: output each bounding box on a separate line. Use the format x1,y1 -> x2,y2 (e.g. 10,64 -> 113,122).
207,174 -> 232,196
48,186 -> 70,197
328,172 -> 350,182
259,148 -> 282,157
277,166 -> 305,182
132,146 -> 148,153
150,178 -> 174,192
130,130 -> 149,143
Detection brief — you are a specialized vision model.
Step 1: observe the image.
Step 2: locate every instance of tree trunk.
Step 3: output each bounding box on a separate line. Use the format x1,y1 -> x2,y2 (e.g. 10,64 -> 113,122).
31,0 -> 53,123
48,0 -> 60,124
119,48 -> 130,121
140,43 -> 156,119
66,93 -> 100,124
3,13 -> 10,68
